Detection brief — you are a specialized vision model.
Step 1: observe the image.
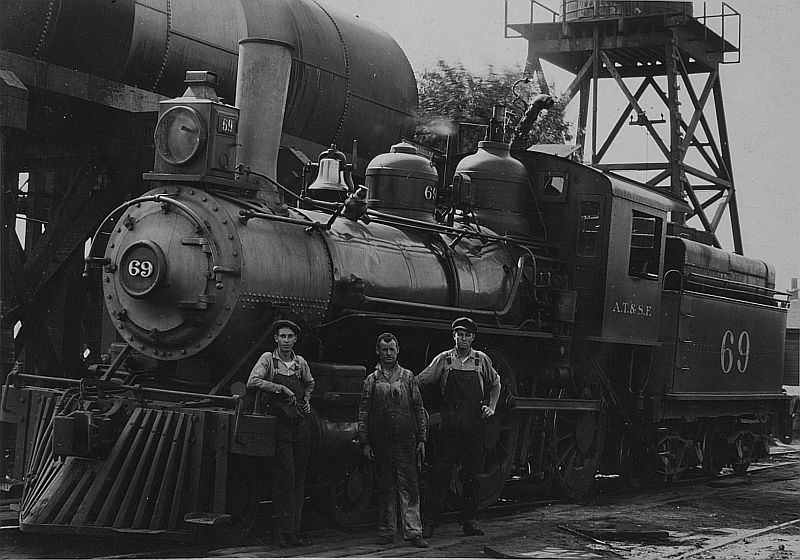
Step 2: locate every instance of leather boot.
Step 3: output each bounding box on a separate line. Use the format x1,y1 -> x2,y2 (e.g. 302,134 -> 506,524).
422,520 -> 435,538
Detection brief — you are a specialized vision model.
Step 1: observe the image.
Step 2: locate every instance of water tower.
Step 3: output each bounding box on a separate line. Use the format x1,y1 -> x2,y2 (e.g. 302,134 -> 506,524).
506,1 -> 742,253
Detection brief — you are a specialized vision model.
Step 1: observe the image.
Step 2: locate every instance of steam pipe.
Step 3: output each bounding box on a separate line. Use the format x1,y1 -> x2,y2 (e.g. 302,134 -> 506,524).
240,167 -> 548,249
238,209 -> 328,231
510,94 -> 555,150
240,182 -> 549,250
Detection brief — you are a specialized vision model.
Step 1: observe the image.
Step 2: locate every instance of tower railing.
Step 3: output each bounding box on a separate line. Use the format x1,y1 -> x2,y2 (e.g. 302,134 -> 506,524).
506,0 -> 741,63
504,0 -> 558,38
698,2 -> 741,63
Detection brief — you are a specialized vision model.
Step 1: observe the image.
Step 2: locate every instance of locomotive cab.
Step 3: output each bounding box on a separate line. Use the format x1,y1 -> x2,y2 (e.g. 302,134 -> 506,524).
517,150 -> 690,345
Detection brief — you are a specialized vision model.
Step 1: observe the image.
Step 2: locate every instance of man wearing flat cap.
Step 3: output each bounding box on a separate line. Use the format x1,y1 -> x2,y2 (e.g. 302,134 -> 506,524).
247,319 -> 315,547
416,316 -> 500,538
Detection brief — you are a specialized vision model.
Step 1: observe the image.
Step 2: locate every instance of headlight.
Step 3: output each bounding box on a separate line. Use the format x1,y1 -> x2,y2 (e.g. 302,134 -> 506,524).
154,106 -> 205,165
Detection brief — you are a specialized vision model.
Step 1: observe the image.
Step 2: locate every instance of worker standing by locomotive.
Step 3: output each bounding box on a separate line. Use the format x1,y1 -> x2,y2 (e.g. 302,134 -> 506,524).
247,319 -> 314,547
417,317 -> 501,538
358,333 -> 429,548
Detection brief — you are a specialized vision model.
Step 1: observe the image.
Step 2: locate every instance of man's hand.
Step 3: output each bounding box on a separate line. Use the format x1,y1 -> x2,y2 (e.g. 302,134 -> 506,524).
363,443 -> 375,461
481,404 -> 495,419
299,397 -> 311,414
416,441 -> 426,466
282,386 -> 296,404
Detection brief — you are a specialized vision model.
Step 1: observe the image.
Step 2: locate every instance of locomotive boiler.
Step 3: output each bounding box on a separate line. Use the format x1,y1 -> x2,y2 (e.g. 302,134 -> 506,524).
1,31 -> 794,540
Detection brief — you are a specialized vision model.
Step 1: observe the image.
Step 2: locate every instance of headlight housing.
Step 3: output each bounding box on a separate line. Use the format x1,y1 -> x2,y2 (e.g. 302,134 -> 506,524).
154,106 -> 206,165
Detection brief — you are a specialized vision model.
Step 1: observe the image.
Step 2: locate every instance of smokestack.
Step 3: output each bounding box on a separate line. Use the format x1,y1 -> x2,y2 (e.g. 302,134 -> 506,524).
235,38 -> 294,202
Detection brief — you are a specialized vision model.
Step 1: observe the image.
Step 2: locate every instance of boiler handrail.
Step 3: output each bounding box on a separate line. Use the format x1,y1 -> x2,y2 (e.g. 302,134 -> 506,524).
362,253 -> 534,323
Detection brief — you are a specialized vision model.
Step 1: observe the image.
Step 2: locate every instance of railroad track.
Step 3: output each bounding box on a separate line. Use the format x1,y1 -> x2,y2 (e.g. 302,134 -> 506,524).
483,450 -> 800,520
124,456 -> 800,558
2,454 -> 798,559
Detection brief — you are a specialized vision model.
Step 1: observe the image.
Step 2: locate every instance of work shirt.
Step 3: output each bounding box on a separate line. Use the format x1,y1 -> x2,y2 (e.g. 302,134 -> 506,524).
357,364 -> 427,447
247,351 -> 315,402
416,347 -> 499,398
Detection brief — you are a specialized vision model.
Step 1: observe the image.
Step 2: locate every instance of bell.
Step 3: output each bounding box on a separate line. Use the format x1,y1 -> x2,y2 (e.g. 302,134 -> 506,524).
307,145 -> 351,202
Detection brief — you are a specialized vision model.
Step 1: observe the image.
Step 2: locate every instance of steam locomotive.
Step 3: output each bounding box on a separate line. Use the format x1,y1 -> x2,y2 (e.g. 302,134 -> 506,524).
1,35 -> 792,539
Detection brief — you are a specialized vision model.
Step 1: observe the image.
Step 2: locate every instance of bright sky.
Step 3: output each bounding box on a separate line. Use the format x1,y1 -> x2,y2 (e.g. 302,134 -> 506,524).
335,0 -> 800,291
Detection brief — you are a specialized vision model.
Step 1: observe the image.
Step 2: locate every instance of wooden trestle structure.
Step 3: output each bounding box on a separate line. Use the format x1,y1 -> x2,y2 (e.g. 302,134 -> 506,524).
0,52 -> 165,381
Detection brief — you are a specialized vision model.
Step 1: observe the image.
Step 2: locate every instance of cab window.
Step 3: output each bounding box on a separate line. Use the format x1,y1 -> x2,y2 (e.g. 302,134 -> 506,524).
538,172 -> 569,202
577,200 -> 601,256
629,210 -> 662,277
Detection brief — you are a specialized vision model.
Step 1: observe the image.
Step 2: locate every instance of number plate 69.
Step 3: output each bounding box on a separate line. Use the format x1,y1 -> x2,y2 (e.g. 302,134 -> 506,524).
127,259 -> 154,278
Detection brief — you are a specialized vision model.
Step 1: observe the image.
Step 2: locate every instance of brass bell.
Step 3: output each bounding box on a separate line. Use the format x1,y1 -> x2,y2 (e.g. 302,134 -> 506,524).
307,145 -> 351,202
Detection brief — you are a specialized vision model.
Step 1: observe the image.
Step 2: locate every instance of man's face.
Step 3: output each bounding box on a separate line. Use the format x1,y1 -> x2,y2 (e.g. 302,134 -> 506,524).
275,327 -> 297,353
376,339 -> 399,368
453,329 -> 474,351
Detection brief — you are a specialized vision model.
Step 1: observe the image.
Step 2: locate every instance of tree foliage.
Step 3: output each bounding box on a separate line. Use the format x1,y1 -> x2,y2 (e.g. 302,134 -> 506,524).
413,60 -> 572,154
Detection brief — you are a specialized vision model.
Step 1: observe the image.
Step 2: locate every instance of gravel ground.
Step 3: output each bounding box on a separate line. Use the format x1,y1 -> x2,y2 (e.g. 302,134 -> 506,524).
2,446 -> 798,559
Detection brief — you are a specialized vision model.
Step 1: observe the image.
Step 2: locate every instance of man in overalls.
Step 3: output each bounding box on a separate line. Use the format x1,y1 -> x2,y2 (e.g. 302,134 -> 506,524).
247,319 -> 315,547
417,317 -> 501,538
358,333 -> 428,548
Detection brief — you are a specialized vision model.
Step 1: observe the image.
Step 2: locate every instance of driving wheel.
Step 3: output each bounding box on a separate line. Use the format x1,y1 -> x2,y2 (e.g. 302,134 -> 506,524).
547,388 -> 606,500
475,349 -> 520,507
326,458 -> 375,528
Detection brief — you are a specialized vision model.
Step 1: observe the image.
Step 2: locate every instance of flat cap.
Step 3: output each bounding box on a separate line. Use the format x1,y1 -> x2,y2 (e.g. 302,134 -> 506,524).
273,319 -> 301,336
451,317 -> 477,333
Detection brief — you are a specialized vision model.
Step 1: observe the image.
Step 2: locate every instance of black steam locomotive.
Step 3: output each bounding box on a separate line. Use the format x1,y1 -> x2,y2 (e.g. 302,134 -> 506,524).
0,36 -> 792,539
